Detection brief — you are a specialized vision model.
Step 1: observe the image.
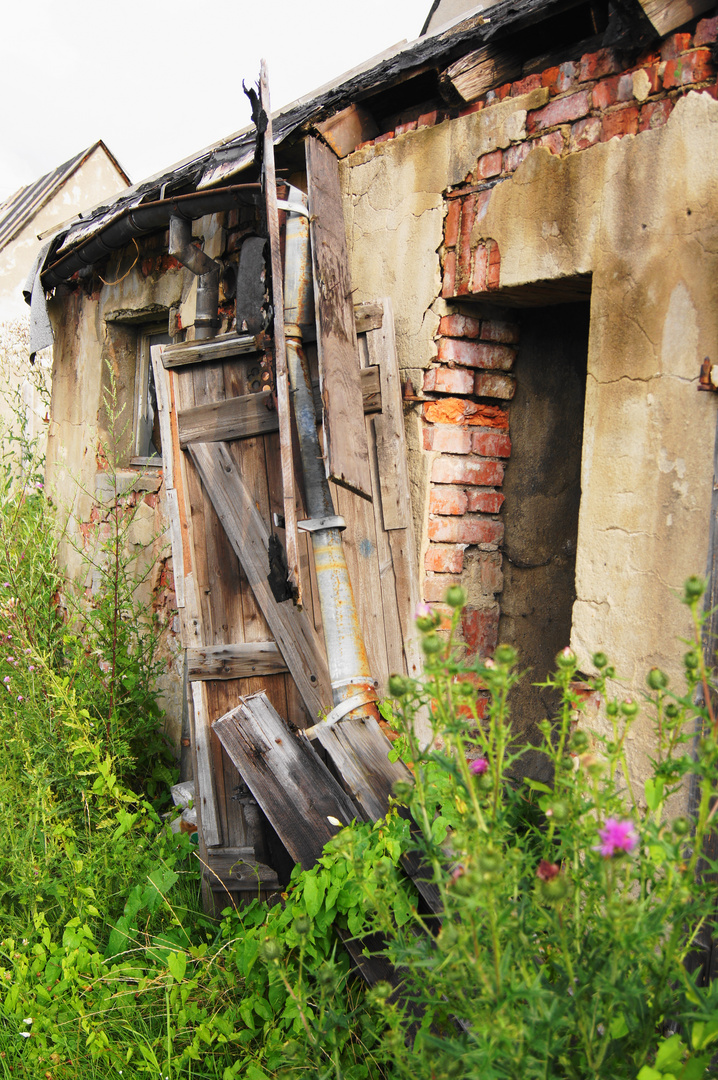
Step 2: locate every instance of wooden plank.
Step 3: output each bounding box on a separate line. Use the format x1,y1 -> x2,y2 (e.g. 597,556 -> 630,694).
150,345 -> 174,489
366,299 -> 425,691
213,693 -> 402,988
177,368 -> 380,447
261,59 -> 302,604
354,301 -> 383,337
440,46 -> 523,104
187,642 -> 288,680
314,103 -> 378,158
306,135 -> 372,501
189,440 -> 331,721
190,681 -> 222,847
164,488 -> 185,609
213,693 -> 359,866
162,333 -> 258,368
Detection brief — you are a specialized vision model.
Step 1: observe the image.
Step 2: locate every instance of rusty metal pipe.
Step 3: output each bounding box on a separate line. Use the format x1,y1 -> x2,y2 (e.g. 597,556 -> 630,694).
169,216 -> 221,340
282,188 -> 375,709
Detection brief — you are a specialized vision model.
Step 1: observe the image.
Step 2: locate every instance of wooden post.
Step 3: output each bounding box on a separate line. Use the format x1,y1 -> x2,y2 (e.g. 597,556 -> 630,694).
260,59 -> 302,605
306,135 -> 373,501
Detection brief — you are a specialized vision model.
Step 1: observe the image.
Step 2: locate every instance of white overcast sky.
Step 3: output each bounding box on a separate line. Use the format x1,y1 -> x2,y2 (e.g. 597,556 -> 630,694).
0,0 -> 429,202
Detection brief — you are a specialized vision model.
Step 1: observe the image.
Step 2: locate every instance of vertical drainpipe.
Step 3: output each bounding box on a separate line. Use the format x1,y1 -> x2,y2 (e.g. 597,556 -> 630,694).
168,216 -> 221,341
282,187 -> 377,725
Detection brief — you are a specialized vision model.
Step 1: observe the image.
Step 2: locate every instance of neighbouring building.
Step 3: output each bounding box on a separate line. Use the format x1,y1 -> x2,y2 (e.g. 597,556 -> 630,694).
26,0 -> 718,900
0,142 -> 129,446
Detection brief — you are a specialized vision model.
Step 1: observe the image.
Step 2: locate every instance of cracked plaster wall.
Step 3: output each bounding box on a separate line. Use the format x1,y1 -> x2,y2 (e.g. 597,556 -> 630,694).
342,89 -> 718,789
46,246 -> 189,752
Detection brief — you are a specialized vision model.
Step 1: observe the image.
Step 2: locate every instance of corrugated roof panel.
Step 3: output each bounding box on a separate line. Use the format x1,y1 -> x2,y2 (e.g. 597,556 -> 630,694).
0,145 -> 93,252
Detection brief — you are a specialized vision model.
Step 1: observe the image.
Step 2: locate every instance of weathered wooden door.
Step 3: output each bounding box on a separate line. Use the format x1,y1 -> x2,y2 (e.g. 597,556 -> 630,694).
152,298 -> 420,905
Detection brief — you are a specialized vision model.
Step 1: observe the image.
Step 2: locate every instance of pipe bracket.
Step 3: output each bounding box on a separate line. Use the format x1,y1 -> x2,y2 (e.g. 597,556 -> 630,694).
276,199 -> 311,218
303,690 -> 377,739
297,515 -> 346,533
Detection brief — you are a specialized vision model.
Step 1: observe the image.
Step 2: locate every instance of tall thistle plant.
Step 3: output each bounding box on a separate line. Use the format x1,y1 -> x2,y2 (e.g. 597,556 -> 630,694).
358,581 -> 718,1080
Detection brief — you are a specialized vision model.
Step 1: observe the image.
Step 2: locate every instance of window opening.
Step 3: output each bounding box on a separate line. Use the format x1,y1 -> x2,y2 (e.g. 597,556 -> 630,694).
132,328 -> 171,464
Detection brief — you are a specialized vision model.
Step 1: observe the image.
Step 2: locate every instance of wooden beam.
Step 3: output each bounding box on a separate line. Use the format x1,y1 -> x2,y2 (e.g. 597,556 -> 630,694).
314,103 -> 378,158
261,59 -> 302,604
177,367 -> 381,447
639,0 -> 713,35
162,333 -> 258,369
187,642 -> 288,681
440,45 -> 523,104
189,440 -> 331,721
306,135 -> 373,501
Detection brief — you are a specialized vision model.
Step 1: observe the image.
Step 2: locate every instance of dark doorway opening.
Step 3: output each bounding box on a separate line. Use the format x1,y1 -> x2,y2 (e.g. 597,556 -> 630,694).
497,300 -> 590,769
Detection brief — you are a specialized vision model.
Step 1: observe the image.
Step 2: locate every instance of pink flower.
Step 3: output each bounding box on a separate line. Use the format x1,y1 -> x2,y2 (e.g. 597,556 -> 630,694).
3,676 -> 10,684
469,758 -> 488,775
28,665 -> 34,672
595,818 -> 638,857
17,695 -> 22,702
415,603 -> 432,619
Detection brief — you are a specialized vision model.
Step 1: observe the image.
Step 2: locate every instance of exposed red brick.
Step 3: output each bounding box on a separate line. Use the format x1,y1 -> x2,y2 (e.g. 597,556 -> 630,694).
144,493 -> 158,509
438,313 -> 481,338
423,366 -> 475,395
511,74 -> 543,96
423,424 -> 472,454
424,573 -> 465,602
570,116 -> 602,151
356,140 -> 375,151
466,489 -> 505,513
459,100 -> 484,116
557,61 -> 578,92
442,249 -> 457,298
431,455 -> 504,487
542,65 -> 561,93
444,199 -> 461,248
474,371 -> 516,399
480,318 -> 520,344
660,32 -> 692,61
534,130 -> 565,156
395,120 -> 418,135
472,243 -> 489,292
437,337 -> 516,370
462,605 -> 500,656
600,105 -> 640,141
663,50 -> 713,88
429,485 -> 469,515
496,83 -> 512,100
504,140 -> 533,173
592,76 -> 621,109
417,110 -> 438,127
475,550 -> 504,594
579,48 -> 622,82
429,516 -> 505,545
457,193 -> 478,294
471,430 -> 512,457
375,131 -> 394,143
703,81 -> 718,100
527,90 -> 590,133
425,544 -> 465,573
695,17 -> 718,46
423,398 -> 507,426
636,64 -> 661,95
476,150 -> 503,179
638,98 -> 673,131
486,239 -> 501,290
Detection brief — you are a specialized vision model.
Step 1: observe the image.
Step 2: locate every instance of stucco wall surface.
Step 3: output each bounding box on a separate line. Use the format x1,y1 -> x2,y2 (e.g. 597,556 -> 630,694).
343,89 -> 718,787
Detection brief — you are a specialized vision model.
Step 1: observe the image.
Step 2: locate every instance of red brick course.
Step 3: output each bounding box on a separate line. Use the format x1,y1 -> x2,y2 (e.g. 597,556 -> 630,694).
438,313 -> 481,338
466,489 -> 505,513
423,399 -> 509,427
663,50 -> 713,88
428,516 -> 504,545
462,606 -> 500,656
430,485 -> 469,515
437,337 -> 516,370
474,371 -> 516,399
527,90 -> 591,133
423,424 -> 472,453
423,366 -> 475,395
425,544 -> 465,573
431,456 -> 504,487
471,430 -> 511,457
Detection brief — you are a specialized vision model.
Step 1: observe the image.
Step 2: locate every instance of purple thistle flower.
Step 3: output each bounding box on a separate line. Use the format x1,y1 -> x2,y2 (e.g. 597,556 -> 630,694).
415,603 -> 432,619
469,758 -> 488,775
3,676 -> 10,684
16,695 -> 22,702
594,817 -> 638,857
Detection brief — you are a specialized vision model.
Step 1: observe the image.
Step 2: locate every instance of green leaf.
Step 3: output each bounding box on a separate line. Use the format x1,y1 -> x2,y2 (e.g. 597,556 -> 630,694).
637,1068 -> 663,1080
246,1065 -> 272,1080
645,777 -> 665,812
655,1035 -> 685,1070
524,779 -> 553,794
167,950 -> 187,981
682,1055 -> 711,1080
610,1014 -> 629,1039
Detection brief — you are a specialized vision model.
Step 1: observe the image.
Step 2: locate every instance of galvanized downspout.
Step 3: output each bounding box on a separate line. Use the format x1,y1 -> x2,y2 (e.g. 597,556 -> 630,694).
282,187 -> 377,728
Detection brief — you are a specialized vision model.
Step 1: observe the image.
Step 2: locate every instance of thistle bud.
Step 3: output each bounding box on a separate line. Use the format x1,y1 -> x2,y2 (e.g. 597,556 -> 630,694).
683,576 -> 705,603
684,650 -> 699,671
556,647 -> 577,670
592,651 -> 609,669
445,585 -> 466,609
494,644 -> 517,667
388,674 -> 408,698
421,632 -> 442,656
646,667 -> 669,691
